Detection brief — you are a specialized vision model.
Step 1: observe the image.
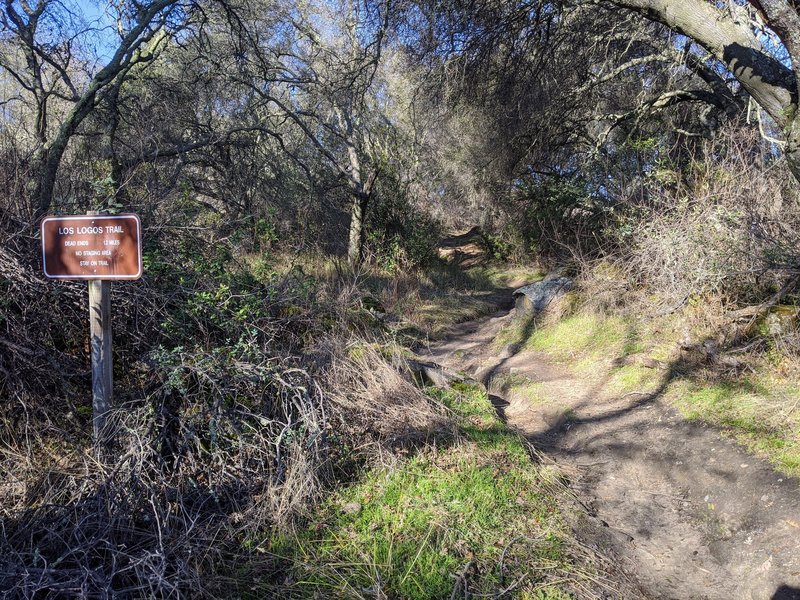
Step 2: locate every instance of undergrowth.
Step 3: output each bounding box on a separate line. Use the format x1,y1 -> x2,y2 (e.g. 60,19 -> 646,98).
353,259 -> 541,340
0,219 -> 562,599
264,384 -> 613,599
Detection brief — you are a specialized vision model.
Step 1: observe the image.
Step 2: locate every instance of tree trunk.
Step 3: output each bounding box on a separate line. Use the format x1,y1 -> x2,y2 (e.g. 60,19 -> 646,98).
607,0 -> 800,180
346,158 -> 379,266
786,113 -> 800,182
347,191 -> 369,265
608,0 -> 795,115
344,127 -> 381,266
20,0 -> 178,219
36,149 -> 62,218
29,79 -> 104,218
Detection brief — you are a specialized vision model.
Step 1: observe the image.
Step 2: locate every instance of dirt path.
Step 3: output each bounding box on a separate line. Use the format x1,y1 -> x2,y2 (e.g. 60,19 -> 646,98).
422,309 -> 800,600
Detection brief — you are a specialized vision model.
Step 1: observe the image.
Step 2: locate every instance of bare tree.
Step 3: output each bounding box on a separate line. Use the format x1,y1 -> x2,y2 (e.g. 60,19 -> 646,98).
0,0 -> 193,218
231,0 -> 396,264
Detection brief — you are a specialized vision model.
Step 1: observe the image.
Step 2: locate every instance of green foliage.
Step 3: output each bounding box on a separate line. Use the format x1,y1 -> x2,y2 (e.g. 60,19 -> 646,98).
429,382 -> 497,422
509,175 -> 606,259
480,230 -> 514,261
140,229 -> 321,351
254,210 -> 280,249
271,383 -> 576,599
365,171 -> 440,271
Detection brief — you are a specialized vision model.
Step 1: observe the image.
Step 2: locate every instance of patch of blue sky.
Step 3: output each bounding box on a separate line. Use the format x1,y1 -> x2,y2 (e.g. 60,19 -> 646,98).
66,0 -> 118,64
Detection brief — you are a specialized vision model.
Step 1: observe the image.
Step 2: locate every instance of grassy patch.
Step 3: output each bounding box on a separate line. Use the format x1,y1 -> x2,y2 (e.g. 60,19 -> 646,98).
279,443 -> 564,599
496,312 -> 635,366
266,383 -> 589,598
374,261 -> 543,338
491,373 -> 547,405
526,313 -> 632,360
607,365 -> 660,394
669,379 -> 800,477
300,253 -> 542,340
477,264 -> 546,289
431,382 -> 498,423
497,295 -> 800,478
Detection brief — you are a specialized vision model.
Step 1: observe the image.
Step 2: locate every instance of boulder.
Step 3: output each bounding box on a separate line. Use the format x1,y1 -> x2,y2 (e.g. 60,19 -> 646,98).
513,276 -> 573,317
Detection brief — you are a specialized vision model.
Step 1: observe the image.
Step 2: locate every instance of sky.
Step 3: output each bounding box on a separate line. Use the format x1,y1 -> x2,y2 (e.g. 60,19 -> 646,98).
69,0 -> 118,63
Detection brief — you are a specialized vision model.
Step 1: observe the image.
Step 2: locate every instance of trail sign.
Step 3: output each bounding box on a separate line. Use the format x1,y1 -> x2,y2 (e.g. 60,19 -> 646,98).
41,214 -> 142,280
41,212 -> 143,457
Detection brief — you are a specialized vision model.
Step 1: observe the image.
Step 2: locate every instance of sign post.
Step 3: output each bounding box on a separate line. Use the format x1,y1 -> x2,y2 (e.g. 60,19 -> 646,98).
89,278 -> 113,445
41,213 -> 142,453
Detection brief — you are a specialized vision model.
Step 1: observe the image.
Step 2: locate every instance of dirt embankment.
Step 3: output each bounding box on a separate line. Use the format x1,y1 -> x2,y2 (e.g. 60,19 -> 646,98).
423,309 -> 800,600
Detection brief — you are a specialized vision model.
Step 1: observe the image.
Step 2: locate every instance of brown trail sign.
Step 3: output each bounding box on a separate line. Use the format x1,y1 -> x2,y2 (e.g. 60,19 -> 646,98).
41,213 -> 143,456
41,214 -> 142,280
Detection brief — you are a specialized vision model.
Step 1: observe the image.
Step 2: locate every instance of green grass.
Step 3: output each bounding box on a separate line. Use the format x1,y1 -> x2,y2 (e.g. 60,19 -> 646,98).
491,373 -> 547,405
495,296 -> 800,478
496,312 -> 635,366
607,364 -> 660,394
370,261 -> 543,338
669,379 -> 800,477
282,446 -> 560,598
527,313 -> 632,359
431,382 -> 498,422
265,383 -> 583,599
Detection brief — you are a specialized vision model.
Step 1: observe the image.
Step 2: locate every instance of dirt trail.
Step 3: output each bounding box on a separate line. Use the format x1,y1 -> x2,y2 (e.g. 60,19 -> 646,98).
422,309 -> 800,600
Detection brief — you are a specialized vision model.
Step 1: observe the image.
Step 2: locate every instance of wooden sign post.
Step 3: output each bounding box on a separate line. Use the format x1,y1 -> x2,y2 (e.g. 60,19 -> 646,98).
41,213 -> 142,452
89,279 -> 113,445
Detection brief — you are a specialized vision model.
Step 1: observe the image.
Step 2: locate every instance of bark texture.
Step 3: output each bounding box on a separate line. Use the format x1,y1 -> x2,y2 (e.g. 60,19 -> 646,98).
608,0 -> 800,180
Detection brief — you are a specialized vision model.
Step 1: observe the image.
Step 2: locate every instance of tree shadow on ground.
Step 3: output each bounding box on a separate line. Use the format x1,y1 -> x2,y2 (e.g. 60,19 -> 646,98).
486,312 -> 800,596
359,260 -> 517,348
773,585 -> 800,599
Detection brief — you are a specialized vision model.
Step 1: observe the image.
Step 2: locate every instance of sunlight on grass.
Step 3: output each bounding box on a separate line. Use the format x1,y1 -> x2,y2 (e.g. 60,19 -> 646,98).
363,262 -> 543,338
271,382 -> 586,598
495,297 -> 800,478
277,442 -> 570,599
495,312 -> 634,364
491,373 -> 548,405
669,379 -> 800,477
607,365 -> 660,394
430,382 -> 498,422
525,313 -> 631,359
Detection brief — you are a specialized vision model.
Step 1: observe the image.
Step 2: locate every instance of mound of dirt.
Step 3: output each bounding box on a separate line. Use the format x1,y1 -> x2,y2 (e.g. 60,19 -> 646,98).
438,227 -> 488,267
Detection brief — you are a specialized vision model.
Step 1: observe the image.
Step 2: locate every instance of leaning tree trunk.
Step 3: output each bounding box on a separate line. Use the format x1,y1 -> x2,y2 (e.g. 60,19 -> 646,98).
31,95 -> 97,219
34,147 -> 65,219
607,0 -> 800,181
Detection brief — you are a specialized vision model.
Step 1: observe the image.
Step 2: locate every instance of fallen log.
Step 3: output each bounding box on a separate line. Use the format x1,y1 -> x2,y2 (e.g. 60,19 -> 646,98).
405,359 -> 479,389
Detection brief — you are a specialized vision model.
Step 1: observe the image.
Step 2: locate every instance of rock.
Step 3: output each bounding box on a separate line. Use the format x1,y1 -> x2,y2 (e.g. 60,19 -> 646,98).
341,502 -> 362,515
513,276 -> 573,318
497,343 -> 519,359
